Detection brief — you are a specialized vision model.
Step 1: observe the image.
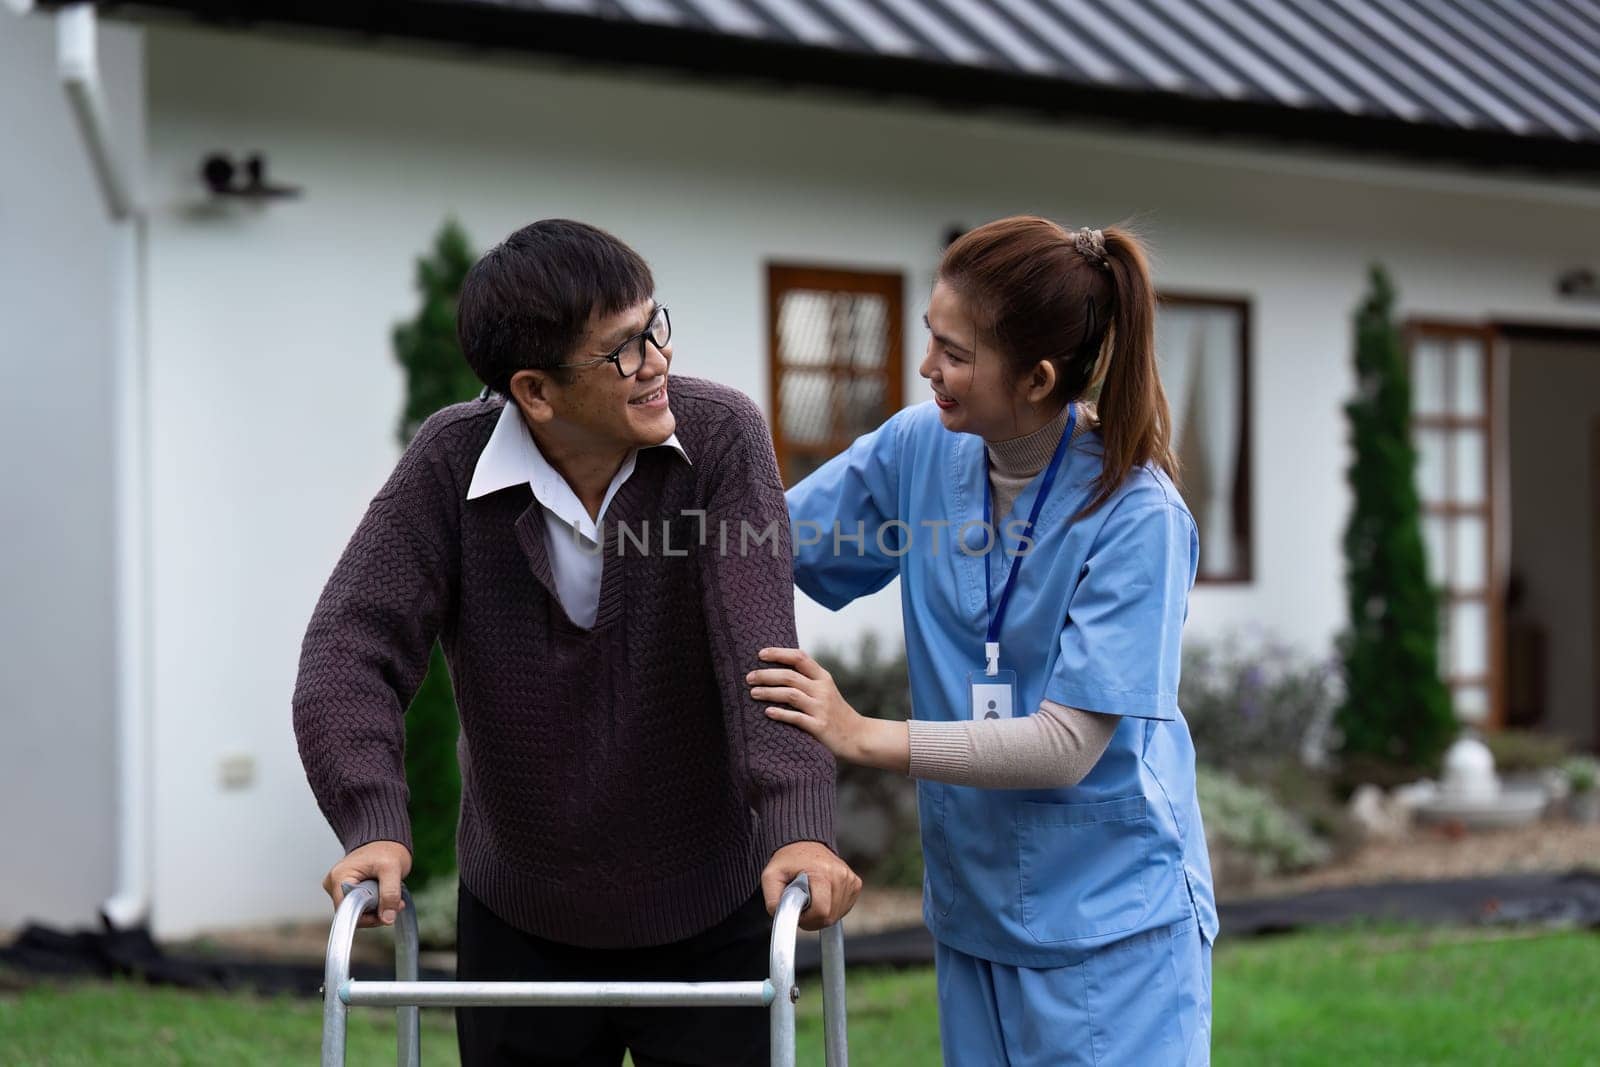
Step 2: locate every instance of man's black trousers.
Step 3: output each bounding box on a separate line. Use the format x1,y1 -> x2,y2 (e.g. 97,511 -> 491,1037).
455,881 -> 771,1066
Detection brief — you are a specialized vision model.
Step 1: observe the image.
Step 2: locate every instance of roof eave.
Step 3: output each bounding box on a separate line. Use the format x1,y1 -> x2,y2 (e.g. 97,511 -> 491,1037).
72,0 -> 1600,178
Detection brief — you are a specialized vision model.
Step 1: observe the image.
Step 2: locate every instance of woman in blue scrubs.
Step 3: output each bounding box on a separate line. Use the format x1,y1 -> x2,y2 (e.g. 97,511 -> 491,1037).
749,217 -> 1216,1065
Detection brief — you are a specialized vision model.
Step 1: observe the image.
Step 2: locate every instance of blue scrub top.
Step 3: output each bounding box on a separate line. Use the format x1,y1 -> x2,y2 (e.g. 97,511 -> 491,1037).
788,402 -> 1219,967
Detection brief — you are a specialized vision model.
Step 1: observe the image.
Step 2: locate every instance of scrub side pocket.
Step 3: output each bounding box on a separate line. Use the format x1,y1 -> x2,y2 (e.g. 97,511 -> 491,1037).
1016,795 -> 1152,943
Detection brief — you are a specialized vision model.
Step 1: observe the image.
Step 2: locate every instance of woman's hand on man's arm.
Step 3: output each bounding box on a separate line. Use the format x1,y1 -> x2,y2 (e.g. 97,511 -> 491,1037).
749,647 -> 911,774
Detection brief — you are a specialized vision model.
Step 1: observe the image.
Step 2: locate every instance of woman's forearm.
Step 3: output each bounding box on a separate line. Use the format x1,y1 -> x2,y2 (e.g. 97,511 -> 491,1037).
905,702 -> 1120,788
847,717 -> 912,775
752,649 -> 1113,787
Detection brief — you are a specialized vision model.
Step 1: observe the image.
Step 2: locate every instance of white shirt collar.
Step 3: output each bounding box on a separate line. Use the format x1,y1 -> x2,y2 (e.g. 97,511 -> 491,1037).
466,400 -> 690,540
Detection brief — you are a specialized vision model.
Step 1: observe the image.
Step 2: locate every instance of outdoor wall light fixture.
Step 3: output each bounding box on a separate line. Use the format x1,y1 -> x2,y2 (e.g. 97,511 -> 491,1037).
1556,267 -> 1599,302
199,152 -> 301,200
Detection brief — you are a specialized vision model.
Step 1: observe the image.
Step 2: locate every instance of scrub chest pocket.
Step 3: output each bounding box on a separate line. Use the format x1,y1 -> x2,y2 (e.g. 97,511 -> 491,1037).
1017,795 -> 1153,943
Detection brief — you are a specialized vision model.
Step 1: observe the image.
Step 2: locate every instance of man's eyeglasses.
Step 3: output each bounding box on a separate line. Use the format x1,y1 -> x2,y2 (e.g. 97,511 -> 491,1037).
559,304 -> 671,378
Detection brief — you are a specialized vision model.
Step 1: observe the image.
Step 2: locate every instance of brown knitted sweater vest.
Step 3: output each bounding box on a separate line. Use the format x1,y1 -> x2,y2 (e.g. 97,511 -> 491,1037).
293,377 -> 835,948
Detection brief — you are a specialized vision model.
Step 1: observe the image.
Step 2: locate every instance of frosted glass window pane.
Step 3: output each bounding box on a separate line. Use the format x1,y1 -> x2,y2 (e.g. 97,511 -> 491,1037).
779,370 -> 832,444
844,377 -> 888,438
777,292 -> 833,366
1450,600 -> 1489,678
848,298 -> 888,368
1453,430 -> 1485,504
1453,684 -> 1489,724
1452,516 -> 1488,591
1452,339 -> 1485,417
1423,516 -> 1448,586
779,291 -> 888,369
1412,340 -> 1448,415
1415,430 -> 1447,503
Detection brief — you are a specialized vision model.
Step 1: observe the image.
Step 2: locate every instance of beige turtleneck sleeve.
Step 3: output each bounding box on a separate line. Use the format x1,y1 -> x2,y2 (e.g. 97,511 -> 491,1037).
907,700 -> 1121,789
905,402 -> 1122,790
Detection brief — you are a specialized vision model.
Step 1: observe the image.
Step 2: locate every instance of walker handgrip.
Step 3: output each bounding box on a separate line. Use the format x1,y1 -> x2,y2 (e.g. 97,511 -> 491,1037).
768,874 -> 811,1067
321,880 -> 376,1065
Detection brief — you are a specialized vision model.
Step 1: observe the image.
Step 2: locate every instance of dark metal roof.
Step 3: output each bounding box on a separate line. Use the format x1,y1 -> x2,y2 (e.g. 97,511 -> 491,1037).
477,0 -> 1600,142
81,0 -> 1600,173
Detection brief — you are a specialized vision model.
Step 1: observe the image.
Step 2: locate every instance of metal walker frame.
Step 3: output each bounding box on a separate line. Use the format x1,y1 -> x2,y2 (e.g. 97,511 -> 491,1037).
321,874 -> 848,1066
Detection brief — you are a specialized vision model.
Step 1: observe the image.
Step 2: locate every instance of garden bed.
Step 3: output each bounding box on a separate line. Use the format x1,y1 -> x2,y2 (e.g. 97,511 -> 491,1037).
163,817 -> 1600,968
1238,818 -> 1600,900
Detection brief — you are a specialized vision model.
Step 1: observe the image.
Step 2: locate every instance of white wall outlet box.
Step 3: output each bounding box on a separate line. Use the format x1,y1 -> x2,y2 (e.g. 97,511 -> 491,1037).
218,755 -> 255,790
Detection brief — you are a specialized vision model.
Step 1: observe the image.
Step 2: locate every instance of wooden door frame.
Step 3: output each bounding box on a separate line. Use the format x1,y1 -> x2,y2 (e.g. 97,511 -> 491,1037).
1408,317 -> 1600,735
1404,319 -> 1505,728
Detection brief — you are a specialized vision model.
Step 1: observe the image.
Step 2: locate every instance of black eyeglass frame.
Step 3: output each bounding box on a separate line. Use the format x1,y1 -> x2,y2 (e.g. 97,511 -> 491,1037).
557,304 -> 671,378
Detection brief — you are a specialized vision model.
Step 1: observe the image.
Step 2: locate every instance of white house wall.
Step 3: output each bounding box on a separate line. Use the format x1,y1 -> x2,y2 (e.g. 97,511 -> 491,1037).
0,12 -> 144,932
140,25 -> 1600,936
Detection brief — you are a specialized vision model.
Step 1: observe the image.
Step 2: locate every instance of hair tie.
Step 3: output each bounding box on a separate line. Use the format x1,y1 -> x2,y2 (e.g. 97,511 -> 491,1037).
1074,227 -> 1109,270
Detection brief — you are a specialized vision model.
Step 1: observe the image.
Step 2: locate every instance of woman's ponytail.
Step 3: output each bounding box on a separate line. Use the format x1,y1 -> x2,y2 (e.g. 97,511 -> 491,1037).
1088,227 -> 1176,514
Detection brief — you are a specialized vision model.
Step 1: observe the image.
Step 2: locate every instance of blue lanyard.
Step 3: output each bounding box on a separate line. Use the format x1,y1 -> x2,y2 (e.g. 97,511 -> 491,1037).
982,404 -> 1076,673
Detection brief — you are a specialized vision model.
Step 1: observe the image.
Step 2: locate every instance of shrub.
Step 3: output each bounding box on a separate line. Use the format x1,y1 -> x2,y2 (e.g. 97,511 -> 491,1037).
408,873 -> 460,950
1485,729 -> 1572,775
1197,766 -> 1332,884
815,638 -> 922,888
403,646 -> 461,893
1564,756 -> 1599,795
816,633 -> 911,723
1180,636 -> 1340,783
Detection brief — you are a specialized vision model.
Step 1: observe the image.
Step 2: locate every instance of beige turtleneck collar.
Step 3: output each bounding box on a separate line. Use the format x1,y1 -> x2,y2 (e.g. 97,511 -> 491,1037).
987,401 -> 1091,518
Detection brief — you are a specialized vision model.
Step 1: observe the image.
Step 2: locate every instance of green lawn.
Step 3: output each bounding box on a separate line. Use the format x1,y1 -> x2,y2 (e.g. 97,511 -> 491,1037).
3,926 -> 1596,1065
1213,926 -> 1600,1065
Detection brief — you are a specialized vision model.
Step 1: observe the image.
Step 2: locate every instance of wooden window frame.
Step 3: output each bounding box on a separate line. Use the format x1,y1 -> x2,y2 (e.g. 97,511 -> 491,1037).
766,264 -> 904,487
1157,291 -> 1254,585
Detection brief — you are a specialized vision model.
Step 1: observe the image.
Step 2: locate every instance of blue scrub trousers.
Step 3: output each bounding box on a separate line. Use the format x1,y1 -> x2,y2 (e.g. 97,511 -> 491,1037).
935,918 -> 1212,1066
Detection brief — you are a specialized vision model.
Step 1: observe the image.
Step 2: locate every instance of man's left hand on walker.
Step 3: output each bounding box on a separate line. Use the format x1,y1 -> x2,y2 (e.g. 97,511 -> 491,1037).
761,840 -> 863,931
750,647 -> 910,774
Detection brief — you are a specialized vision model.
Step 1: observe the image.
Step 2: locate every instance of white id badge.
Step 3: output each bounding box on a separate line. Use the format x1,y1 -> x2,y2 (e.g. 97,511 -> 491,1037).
967,670 -> 1018,721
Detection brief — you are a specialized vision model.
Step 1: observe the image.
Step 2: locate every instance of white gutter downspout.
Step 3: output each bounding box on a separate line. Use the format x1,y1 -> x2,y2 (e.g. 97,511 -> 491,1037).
58,2 -> 152,930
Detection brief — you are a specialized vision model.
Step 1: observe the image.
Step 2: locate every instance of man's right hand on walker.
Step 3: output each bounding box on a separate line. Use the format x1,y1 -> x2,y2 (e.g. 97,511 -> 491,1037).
761,840 -> 862,932
323,840 -> 413,928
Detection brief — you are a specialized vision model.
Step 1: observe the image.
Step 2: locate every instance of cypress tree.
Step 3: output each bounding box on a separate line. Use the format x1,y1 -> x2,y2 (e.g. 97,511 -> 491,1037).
392,220 -> 479,888
1335,266 -> 1457,774
395,221 -> 482,444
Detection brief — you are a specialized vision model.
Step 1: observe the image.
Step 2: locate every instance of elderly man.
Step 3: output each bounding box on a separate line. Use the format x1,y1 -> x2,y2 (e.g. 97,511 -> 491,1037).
293,219 -> 858,1066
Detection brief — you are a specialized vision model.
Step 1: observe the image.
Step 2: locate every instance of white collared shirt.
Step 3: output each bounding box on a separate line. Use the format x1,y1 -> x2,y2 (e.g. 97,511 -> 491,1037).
466,400 -> 690,628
